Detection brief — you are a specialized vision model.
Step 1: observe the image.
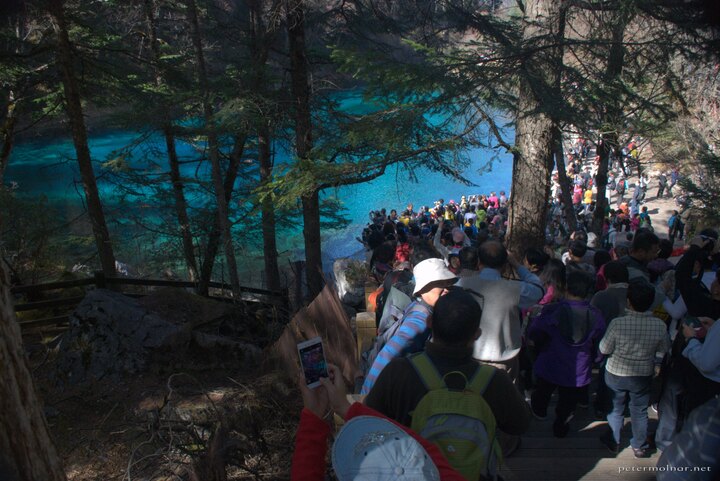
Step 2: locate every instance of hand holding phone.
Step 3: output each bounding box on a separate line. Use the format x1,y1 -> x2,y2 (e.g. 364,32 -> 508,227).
297,337 -> 329,389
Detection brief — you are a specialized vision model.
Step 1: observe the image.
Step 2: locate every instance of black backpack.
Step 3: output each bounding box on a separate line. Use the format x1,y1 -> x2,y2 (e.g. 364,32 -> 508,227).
375,269 -> 414,326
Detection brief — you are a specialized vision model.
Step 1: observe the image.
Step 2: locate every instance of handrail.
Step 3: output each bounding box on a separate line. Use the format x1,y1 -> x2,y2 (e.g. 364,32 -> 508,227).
11,274 -> 286,298
12,273 -> 290,332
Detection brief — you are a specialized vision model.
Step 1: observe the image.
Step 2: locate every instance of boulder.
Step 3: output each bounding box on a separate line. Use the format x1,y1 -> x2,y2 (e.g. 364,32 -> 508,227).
53,289 -> 262,384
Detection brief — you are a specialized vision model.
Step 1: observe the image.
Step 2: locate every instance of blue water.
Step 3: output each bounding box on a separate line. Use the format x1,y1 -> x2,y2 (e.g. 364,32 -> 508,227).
6,111 -> 513,266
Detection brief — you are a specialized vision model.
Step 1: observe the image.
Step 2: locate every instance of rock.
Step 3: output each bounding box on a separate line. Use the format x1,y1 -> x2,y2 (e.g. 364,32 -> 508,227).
53,289 -> 183,384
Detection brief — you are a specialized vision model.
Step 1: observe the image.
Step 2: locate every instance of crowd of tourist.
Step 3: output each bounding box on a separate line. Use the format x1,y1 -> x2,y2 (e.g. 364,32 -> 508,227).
291,140 -> 719,480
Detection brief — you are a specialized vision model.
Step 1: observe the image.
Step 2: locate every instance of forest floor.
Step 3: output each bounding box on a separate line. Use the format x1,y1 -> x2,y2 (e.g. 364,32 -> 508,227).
26,331 -> 301,481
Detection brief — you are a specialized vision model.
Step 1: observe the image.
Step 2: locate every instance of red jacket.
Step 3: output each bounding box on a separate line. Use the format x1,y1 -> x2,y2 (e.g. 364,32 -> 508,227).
290,402 -> 467,480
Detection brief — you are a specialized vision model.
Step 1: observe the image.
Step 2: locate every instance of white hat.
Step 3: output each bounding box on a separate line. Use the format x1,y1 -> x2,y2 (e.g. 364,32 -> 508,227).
332,416 -> 440,481
412,258 -> 457,296
587,232 -> 598,248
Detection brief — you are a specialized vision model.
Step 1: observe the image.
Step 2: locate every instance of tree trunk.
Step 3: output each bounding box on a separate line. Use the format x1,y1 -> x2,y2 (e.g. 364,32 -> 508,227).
186,0 -> 240,295
506,0 -> 563,255
165,127 -> 199,281
0,261 -> 67,481
287,0 -> 323,299
0,90 -> 17,186
143,0 -> 199,282
198,137 -> 245,296
592,14 -> 628,235
49,1 -> 116,278
258,124 -> 281,291
591,136 -> 612,235
553,126 -> 578,232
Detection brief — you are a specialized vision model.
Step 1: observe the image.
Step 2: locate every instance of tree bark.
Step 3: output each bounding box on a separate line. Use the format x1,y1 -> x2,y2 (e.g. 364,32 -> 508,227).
287,0 -> 323,299
198,137 -> 245,296
553,126 -> 578,232
0,90 -> 17,186
258,124 -> 281,291
165,127 -> 199,281
591,13 -> 628,235
0,261 -> 67,481
250,0 -> 281,292
143,0 -> 199,282
506,0 -> 563,255
186,0 -> 240,295
48,1 -> 116,278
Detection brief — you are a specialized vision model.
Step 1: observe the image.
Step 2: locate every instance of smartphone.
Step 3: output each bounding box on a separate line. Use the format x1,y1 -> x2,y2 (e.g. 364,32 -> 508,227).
297,337 -> 329,389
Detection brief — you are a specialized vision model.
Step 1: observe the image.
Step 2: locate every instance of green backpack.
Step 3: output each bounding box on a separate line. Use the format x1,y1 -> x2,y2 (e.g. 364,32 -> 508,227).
409,352 -> 502,481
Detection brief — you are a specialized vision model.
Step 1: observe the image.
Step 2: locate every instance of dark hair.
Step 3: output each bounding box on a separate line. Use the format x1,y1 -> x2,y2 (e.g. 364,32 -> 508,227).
371,242 -> 396,266
627,279 -> 655,312
410,243 -> 441,267
525,247 -> 550,272
382,221 -> 397,239
366,228 -> 384,250
632,228 -> 659,253
572,230 -> 588,244
614,244 -> 630,258
540,259 -> 566,293
459,246 -> 479,270
396,229 -> 408,244
566,269 -> 594,299
433,289 -> 482,344
569,240 -> 588,258
593,249 -> 611,270
604,261 -> 629,284
478,240 -> 507,269
657,239 -> 673,259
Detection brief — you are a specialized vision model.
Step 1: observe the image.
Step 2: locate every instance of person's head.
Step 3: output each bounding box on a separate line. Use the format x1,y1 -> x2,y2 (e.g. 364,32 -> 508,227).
412,258 -> 457,306
593,249 -> 611,271
540,258 -> 566,292
604,260 -> 629,285
409,243 -> 440,268
613,244 -> 630,259
657,239 -> 673,260
571,230 -> 588,244
565,267 -> 594,299
372,242 -> 396,266
478,240 -> 507,269
524,247 -> 549,273
451,227 -> 465,245
587,232 -> 599,249
568,240 -> 588,260
711,271 -> 720,301
459,246 -> 479,271
630,228 -> 660,263
432,288 -> 482,346
627,279 -> 655,312
332,416 -> 440,480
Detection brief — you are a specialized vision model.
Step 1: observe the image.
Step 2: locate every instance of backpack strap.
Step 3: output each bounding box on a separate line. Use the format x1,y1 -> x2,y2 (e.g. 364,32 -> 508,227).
409,352 -> 495,394
408,352 -> 446,391
467,364 -> 495,395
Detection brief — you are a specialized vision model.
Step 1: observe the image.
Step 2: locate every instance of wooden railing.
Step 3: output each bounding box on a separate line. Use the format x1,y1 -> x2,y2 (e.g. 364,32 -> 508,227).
11,272 -> 289,332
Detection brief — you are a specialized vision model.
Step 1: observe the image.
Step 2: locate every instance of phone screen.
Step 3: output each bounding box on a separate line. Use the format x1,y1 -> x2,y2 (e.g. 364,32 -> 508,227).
298,337 -> 328,388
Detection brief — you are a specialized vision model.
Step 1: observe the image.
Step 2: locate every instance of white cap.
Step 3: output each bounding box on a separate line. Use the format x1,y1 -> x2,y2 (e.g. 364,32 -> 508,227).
412,258 -> 457,296
332,416 -> 440,481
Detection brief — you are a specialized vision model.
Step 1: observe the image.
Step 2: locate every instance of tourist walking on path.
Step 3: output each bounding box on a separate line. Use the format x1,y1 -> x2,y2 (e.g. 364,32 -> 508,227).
657,172 -> 668,199
528,270 -> 606,438
599,280 -> 671,458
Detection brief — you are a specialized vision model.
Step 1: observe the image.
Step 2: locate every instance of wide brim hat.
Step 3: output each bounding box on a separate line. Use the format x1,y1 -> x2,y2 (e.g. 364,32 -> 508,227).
332,416 -> 440,481
412,258 -> 457,296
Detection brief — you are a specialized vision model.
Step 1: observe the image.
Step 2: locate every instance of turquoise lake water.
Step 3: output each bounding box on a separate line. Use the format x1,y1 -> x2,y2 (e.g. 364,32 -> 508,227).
6,106 -> 513,269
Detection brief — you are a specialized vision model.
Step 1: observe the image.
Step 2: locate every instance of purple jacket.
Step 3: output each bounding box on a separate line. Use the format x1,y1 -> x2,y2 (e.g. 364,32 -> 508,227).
528,299 -> 606,387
